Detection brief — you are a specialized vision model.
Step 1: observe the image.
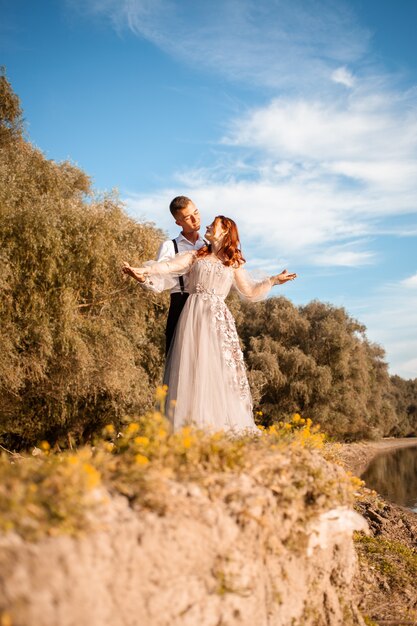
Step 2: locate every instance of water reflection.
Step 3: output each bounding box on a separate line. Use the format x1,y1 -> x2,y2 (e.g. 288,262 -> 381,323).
361,446 -> 417,512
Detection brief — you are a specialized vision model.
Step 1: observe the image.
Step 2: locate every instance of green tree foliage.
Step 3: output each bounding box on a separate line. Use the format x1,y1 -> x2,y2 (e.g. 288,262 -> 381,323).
389,376 -> 417,436
0,71 -> 168,448
0,67 -> 23,143
236,297 -> 398,440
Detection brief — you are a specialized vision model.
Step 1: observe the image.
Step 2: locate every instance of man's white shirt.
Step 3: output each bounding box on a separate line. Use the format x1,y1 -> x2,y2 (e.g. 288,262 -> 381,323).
145,232 -> 206,294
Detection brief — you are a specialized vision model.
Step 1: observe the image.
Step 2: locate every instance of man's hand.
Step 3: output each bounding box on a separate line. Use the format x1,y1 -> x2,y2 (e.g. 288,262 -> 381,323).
271,269 -> 297,286
122,262 -> 146,283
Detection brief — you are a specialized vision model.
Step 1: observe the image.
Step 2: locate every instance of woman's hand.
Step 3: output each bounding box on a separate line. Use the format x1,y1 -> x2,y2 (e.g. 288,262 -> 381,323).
271,269 -> 297,286
122,262 -> 146,283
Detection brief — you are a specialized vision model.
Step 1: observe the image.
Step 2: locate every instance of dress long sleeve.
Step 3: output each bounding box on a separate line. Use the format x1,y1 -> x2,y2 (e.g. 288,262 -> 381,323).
140,239 -> 175,293
233,265 -> 272,302
141,251 -> 196,292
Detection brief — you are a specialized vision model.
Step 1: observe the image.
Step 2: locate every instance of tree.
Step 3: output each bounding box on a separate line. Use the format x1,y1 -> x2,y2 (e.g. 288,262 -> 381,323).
237,297 -> 396,440
0,71 -> 168,448
390,376 -> 417,436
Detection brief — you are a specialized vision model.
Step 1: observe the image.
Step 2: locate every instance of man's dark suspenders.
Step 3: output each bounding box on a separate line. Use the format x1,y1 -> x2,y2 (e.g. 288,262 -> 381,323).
172,239 -> 186,295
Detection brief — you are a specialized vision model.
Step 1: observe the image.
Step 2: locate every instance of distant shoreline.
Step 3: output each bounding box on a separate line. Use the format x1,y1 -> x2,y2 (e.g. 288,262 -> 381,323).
338,437 -> 417,477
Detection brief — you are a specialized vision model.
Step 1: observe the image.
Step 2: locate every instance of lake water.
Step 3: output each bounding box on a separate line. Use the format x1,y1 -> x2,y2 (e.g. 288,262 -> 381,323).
361,445 -> 417,513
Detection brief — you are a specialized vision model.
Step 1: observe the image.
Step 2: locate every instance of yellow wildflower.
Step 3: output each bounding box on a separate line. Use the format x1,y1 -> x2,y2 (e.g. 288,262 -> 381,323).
40,440 -> 50,452
103,424 -> 115,436
155,385 -> 168,402
151,410 -> 165,423
135,454 -> 149,466
292,413 -> 301,423
125,423 -> 139,436
134,436 -> 149,446
180,426 -> 193,448
82,463 -> 101,489
155,385 -> 169,412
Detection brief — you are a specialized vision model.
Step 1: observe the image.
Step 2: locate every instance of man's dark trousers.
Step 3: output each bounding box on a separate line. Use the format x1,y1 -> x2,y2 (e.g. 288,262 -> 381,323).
165,292 -> 189,355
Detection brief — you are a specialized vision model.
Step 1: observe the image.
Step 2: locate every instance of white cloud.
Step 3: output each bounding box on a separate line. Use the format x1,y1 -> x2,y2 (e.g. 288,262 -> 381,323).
331,66 -> 355,88
72,0 -> 370,90
225,94 -> 417,187
312,246 -> 376,267
401,272 -> 417,288
125,78 -> 417,263
125,175 -> 374,263
328,160 -> 417,189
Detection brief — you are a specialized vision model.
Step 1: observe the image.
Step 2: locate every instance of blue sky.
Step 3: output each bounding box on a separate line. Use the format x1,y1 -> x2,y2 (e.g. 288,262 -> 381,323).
2,0 -> 417,379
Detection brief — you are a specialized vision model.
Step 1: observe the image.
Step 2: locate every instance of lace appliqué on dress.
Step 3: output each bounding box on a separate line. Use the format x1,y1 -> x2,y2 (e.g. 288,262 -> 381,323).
197,257 -> 230,276
195,283 -> 250,400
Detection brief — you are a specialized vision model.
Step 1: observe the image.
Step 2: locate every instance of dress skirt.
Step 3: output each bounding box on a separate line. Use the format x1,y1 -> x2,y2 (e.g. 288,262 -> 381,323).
164,289 -> 257,433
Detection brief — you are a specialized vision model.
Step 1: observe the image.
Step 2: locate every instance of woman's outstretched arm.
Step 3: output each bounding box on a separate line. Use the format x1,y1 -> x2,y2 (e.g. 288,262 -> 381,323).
233,265 -> 297,302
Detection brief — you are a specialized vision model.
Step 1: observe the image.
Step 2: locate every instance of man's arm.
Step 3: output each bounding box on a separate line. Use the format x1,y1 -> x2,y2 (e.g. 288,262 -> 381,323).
156,239 -> 176,263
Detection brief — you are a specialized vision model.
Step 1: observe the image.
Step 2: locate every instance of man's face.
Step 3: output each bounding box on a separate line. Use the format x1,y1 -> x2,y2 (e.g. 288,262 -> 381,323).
175,202 -> 200,233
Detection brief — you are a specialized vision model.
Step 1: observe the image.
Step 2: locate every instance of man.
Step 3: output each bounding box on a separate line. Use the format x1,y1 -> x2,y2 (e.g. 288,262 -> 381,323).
124,196 -> 206,354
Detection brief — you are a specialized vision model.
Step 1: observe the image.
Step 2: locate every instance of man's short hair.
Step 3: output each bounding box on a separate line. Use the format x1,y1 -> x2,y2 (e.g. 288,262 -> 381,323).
169,196 -> 192,217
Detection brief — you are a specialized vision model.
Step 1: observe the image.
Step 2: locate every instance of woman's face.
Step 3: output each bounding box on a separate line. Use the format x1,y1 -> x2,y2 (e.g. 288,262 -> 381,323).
205,219 -> 226,242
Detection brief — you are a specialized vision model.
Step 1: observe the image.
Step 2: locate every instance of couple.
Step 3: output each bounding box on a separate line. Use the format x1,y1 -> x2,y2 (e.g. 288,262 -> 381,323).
123,196 -> 297,435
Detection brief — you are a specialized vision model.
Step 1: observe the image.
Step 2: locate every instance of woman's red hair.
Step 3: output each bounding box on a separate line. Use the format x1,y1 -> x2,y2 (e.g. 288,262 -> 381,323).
196,215 -> 245,267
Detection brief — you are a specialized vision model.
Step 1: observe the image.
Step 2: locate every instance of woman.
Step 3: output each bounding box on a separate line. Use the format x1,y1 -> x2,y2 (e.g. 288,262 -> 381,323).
123,216 -> 296,434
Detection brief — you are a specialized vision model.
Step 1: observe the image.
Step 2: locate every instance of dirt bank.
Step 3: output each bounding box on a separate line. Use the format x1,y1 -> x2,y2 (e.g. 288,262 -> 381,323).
336,438 -> 417,625
0,443 -> 367,626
